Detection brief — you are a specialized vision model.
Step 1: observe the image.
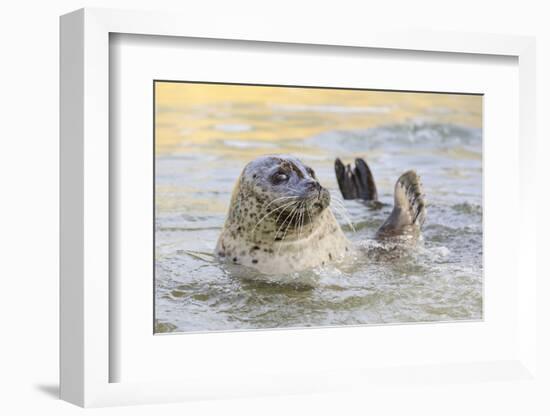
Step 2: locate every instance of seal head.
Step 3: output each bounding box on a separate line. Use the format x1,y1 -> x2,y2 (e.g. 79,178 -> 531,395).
215,155 -> 350,274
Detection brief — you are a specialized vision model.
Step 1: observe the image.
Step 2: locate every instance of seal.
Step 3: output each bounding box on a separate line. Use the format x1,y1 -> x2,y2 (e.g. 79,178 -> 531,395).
215,155 -> 350,274
216,155 -> 426,274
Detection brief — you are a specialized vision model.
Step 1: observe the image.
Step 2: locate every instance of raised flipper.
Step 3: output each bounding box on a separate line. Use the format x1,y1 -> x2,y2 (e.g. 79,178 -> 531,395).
334,158 -> 378,201
376,170 -> 426,239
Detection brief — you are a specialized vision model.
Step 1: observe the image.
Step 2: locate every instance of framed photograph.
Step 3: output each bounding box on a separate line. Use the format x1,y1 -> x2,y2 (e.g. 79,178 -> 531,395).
60,8 -> 538,407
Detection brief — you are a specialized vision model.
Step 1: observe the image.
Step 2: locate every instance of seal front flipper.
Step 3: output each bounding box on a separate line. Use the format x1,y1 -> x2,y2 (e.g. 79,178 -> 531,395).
375,170 -> 426,239
334,157 -> 378,201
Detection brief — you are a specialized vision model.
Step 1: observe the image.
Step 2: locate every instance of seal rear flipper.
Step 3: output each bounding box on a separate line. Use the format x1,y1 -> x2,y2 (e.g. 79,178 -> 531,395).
334,157 -> 378,201
376,170 -> 426,239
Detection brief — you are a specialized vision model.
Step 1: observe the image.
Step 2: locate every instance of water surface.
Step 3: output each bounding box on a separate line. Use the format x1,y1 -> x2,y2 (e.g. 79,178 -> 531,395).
154,83 -> 483,333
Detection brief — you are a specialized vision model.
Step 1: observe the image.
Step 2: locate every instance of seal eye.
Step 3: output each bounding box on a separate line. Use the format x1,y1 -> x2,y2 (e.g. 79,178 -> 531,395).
272,172 -> 289,184
306,167 -> 316,179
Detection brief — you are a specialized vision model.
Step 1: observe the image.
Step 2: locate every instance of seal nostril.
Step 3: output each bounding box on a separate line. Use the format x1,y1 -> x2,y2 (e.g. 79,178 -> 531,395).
305,180 -> 320,191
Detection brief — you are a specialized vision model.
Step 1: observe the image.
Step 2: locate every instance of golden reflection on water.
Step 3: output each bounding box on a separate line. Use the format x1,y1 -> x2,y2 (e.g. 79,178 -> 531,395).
155,82 -> 482,156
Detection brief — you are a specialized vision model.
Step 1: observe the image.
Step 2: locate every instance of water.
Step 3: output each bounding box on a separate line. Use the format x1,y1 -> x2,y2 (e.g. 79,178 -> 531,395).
154,84 -> 483,333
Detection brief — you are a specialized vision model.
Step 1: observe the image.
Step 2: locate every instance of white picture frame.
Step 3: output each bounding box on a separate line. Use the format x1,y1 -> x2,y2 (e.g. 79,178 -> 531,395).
60,7 -> 538,408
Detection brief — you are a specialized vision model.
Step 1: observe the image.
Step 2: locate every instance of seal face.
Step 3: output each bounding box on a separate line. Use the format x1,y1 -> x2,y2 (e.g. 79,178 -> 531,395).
215,155 -> 350,274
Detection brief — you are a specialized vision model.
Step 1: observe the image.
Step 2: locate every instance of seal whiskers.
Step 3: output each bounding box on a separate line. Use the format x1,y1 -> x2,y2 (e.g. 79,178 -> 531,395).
251,197 -> 299,235
330,196 -> 356,233
274,202 -> 301,244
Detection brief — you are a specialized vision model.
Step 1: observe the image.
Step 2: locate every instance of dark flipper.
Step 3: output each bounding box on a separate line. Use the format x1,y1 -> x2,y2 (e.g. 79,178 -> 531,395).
376,170 -> 426,239
334,158 -> 378,201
